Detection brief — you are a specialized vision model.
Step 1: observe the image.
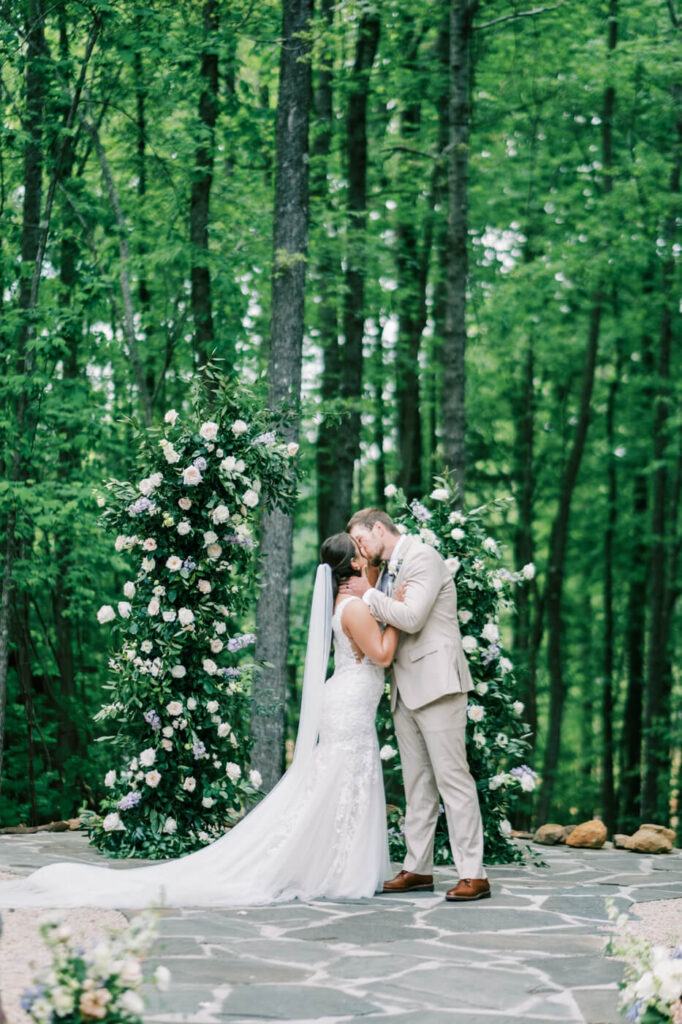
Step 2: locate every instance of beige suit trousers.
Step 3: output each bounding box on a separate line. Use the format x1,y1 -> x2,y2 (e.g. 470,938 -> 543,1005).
394,691 -> 486,879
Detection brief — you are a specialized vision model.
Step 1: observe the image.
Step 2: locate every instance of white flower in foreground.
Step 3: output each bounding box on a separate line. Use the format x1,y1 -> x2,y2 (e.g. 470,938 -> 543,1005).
235,459 -> 246,473
384,484 -> 398,498
162,818 -> 177,835
450,510 -> 467,525
380,744 -> 397,760
488,773 -> 506,790
178,607 -> 194,626
141,556 -> 156,572
141,640 -> 153,653
476,682 -> 488,696
461,635 -> 478,654
161,739 -> 173,752
499,657 -> 513,674
210,638 -> 223,653
445,557 -> 460,575
97,605 -> 115,624
287,442 -> 299,456
231,419 -> 248,435
207,543 -> 222,560
163,446 -> 180,464
499,819 -> 512,838
145,769 -> 161,788
495,732 -> 509,747
162,609 -> 177,623
138,477 -> 154,496
104,770 -> 117,787
217,722 -> 231,738
102,812 -> 125,832
178,497 -> 192,511
139,747 -> 156,767
419,528 -> 438,546
467,704 -> 484,723
211,504 -> 230,524
147,597 -> 160,616
202,796 -> 215,808
522,562 -> 536,580
182,465 -> 202,486
123,581 -> 136,599
482,622 -> 500,643
171,664 -> 186,678
249,769 -> 262,787
154,964 -> 172,991
520,773 -> 536,792
220,456 -> 237,473
458,609 -> 473,624
242,489 -> 259,508
118,991 -> 145,1017
451,527 -> 465,541
177,520 -> 191,536
119,958 -> 143,985
214,621 -> 227,635
430,487 -> 449,501
206,700 -> 219,713
167,701 -> 183,717
165,409 -> 179,426
149,472 -> 163,489
182,776 -> 196,792
226,762 -> 242,782
203,659 -> 218,676
203,530 -> 218,545
199,421 -> 219,441
142,537 -> 157,552
198,579 -> 212,595
166,556 -> 183,572
51,989 -> 75,1015
513,700 -> 525,716
483,537 -> 499,554
490,575 -> 504,591
473,731 -> 486,748
162,726 -> 174,738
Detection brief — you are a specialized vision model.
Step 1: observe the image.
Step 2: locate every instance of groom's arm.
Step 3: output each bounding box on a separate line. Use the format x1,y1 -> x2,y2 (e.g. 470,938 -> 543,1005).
365,551 -> 441,634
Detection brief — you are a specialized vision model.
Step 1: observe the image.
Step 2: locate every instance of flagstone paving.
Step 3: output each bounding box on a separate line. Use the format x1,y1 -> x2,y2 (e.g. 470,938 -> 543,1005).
1,833 -> 682,1023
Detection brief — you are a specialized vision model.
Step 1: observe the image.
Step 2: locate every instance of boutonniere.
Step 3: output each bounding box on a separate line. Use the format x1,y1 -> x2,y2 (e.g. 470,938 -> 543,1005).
388,555 -> 404,577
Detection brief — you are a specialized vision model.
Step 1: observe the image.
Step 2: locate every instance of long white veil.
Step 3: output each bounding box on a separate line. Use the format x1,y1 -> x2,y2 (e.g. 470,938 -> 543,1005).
0,564 -> 335,908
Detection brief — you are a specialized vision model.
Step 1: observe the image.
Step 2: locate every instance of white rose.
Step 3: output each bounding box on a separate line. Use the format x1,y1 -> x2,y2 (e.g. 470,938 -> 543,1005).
182,776 -> 196,792
117,601 -> 131,619
162,726 -> 174,738
165,555 -> 183,572
178,607 -> 194,626
461,635 -> 478,653
430,487 -> 449,501
164,409 -> 179,426
495,732 -> 509,747
476,682 -> 488,696
164,446 -> 180,464
235,459 -> 246,473
104,770 -> 116,787
419,528 -> 438,547
177,520 -> 191,536
473,731 -> 486,748
178,497 -> 192,511
483,537 -> 498,554
162,818 -> 177,835
139,747 -> 156,767
142,537 -> 157,551
522,562 -> 536,580
198,579 -> 212,595
119,957 -> 143,985
147,597 -> 160,616
205,701 -> 218,714
149,472 -> 163,489
51,988 -> 75,1015
491,575 -> 504,591
220,456 -> 237,473
214,621 -> 227,634
123,581 -> 136,599
210,638 -> 223,653
203,531 -> 218,545
217,722 -> 231,738
445,557 -> 460,575
97,605 -> 115,624
500,657 -> 513,674
167,701 -> 183,717
499,819 -> 512,838
145,769 -> 161,788
287,442 -> 299,456
182,465 -> 202,486
102,812 -> 125,832
118,991 -> 145,1017
203,659 -> 218,675
451,528 -> 465,542
467,704 -> 485,723
207,543 -> 222,559
482,622 -> 500,643
163,609 -> 177,623
161,739 -> 173,752
211,504 -> 230,524
200,421 -> 219,441
384,484 -> 397,498
513,700 -> 525,715
242,489 -> 259,508
154,965 -> 172,990
249,769 -> 262,787
458,609 -> 473,624
139,477 -> 154,496
226,762 -> 241,782
202,796 -> 215,808
141,556 -> 156,572
380,745 -> 396,760
488,773 -> 506,790
231,419 -> 248,435
521,773 -> 536,792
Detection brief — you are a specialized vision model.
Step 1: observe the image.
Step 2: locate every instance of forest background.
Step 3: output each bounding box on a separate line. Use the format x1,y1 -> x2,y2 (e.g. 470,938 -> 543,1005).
0,0 -> 680,837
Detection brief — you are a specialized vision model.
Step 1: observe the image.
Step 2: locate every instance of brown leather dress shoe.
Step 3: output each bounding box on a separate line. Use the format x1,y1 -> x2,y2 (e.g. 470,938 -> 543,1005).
382,870 -> 434,893
445,877 -> 491,902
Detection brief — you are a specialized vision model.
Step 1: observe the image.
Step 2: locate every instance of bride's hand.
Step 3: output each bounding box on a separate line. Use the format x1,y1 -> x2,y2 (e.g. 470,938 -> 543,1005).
338,567 -> 370,598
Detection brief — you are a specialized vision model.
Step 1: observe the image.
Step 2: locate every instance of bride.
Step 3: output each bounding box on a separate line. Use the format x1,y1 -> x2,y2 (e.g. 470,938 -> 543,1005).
0,534 -> 401,908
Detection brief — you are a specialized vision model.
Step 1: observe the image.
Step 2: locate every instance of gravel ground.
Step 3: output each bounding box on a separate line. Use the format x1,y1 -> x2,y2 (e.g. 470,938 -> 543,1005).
628,897 -> 682,949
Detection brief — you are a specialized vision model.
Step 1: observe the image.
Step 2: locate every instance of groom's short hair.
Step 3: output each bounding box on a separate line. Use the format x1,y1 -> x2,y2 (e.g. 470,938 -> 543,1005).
347,508 -> 400,534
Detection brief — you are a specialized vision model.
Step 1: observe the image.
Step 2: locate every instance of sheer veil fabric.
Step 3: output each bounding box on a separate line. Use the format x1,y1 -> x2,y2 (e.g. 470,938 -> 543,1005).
0,565 -> 390,908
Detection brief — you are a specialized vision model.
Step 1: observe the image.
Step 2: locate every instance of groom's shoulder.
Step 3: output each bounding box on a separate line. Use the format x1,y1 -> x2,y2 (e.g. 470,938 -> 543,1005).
403,536 -> 442,566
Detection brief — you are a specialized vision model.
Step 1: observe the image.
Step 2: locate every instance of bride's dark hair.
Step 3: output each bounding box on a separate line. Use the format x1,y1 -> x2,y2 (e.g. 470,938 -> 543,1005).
320,532 -> 361,599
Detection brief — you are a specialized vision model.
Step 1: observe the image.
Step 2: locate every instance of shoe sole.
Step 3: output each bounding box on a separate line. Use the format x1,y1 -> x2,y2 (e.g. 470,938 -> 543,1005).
445,890 -> 491,902
381,884 -> 435,894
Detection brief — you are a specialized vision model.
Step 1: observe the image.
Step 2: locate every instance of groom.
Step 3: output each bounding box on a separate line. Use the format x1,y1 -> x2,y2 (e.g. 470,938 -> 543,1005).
345,508 -> 489,902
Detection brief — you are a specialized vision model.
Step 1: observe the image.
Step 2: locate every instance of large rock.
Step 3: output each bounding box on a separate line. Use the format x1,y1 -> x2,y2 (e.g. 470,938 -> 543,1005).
640,823 -> 676,844
613,833 -> 630,849
625,828 -> 673,854
565,819 -> 607,848
533,823 -> 566,845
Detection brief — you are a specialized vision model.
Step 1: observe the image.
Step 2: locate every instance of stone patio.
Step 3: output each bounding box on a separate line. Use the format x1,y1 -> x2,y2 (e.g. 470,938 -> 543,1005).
1,833 -> 682,1023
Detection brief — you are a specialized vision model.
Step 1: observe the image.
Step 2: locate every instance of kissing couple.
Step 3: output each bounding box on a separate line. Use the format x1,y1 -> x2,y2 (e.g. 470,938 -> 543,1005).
0,508 -> 489,909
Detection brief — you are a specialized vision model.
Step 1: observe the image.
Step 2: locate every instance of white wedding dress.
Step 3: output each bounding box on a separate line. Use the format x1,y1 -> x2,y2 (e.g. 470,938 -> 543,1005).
0,573 -> 391,909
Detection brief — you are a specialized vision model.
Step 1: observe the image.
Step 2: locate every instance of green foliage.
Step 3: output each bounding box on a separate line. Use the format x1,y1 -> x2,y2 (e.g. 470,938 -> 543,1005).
85,379 -> 298,858
377,480 -> 536,865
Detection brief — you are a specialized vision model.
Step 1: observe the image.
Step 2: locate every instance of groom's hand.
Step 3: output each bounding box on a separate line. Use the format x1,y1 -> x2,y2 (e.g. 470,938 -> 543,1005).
338,569 -> 370,598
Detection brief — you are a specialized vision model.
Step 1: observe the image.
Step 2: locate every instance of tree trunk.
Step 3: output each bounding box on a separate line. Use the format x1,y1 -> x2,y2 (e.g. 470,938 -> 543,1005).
251,0 -> 313,792
190,0 -> 219,366
328,12 -> 380,532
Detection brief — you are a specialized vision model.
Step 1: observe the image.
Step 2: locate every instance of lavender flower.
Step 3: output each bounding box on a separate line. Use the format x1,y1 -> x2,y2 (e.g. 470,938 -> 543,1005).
119,791 -> 142,811
253,431 -> 276,446
144,709 -> 161,730
222,667 -> 242,678
227,633 -> 256,653
128,496 -> 154,516
193,740 -> 206,760
226,532 -> 256,550
193,456 -> 207,471
410,499 -> 432,522
481,642 -> 502,665
183,557 -> 197,571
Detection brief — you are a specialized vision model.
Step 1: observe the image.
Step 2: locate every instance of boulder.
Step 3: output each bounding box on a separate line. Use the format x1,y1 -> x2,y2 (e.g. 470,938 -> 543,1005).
533,823 -> 566,845
565,819 -> 607,848
640,823 -> 676,844
560,825 -> 576,843
613,833 -> 630,849
625,828 -> 672,854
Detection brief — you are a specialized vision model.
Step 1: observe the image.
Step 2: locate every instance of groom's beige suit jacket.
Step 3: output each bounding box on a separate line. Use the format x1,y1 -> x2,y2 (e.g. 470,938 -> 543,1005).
366,535 -> 473,711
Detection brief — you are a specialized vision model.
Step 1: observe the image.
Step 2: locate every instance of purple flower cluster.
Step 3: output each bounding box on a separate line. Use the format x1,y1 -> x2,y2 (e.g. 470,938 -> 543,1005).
128,496 -> 154,516
511,765 -> 537,780
193,456 -> 207,471
193,740 -> 206,760
226,532 -> 256,550
481,642 -> 502,665
410,499 -> 432,522
144,709 -> 161,730
119,791 -> 142,811
222,667 -> 242,678
21,985 -> 44,1012
227,633 -> 256,653
183,557 -> 197,571
253,431 -> 276,445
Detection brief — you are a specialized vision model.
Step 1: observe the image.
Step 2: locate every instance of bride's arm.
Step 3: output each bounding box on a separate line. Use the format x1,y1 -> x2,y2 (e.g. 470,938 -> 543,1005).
341,600 -> 399,667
